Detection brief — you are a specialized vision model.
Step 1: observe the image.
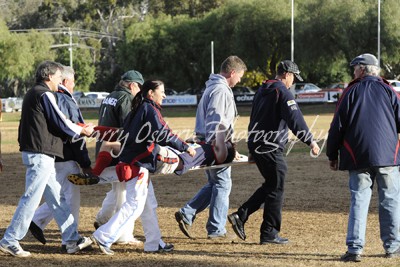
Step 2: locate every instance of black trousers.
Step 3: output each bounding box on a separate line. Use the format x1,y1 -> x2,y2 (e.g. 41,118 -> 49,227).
237,147 -> 287,241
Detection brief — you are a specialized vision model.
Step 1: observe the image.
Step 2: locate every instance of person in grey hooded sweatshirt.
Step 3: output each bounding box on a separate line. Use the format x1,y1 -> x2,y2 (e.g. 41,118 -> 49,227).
175,55 -> 247,239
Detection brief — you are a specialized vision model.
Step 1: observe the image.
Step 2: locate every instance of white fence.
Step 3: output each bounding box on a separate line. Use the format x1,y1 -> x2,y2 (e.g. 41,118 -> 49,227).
1,91 -> 341,112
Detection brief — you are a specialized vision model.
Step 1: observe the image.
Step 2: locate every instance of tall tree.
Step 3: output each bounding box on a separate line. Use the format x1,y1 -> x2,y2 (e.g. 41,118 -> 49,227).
0,20 -> 55,96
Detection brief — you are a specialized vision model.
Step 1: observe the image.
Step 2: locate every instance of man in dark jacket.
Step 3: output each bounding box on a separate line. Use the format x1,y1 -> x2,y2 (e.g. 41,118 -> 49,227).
326,53 -> 400,262
29,65 -> 92,249
228,60 -> 320,245
0,61 -> 94,257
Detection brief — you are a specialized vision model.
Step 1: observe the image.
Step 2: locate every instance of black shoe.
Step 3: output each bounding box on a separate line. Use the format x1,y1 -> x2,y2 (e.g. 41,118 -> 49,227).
175,211 -> 193,239
260,236 -> 289,245
66,236 -> 93,254
61,245 -> 67,253
145,243 -> 174,253
340,251 -> 361,262
29,222 -> 46,245
386,247 -> 400,258
227,213 -> 246,241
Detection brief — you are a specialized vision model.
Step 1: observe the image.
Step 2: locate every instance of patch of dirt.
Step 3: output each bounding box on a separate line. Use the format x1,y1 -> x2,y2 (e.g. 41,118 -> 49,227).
0,116 -> 397,266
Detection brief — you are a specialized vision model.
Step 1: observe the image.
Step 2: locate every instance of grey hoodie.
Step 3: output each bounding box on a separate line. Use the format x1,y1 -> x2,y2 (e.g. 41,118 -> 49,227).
195,74 -> 237,142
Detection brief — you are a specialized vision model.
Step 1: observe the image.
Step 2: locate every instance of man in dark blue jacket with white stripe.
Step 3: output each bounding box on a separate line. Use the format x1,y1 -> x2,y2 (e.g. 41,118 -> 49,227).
228,60 -> 320,245
30,66 -> 92,250
327,53 -> 400,262
0,61 -> 94,257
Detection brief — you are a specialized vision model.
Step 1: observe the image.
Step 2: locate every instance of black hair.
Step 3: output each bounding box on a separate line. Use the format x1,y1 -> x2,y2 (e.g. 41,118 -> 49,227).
130,80 -> 164,118
35,61 -> 63,83
223,141 -> 236,164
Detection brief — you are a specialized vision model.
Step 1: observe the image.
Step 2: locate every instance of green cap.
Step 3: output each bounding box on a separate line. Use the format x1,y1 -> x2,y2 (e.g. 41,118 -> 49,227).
121,70 -> 144,85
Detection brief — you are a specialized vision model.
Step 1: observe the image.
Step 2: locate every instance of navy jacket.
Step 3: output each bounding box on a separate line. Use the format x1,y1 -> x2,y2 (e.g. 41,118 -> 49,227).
326,75 -> 400,170
248,80 -> 313,152
55,86 -> 91,168
119,98 -> 189,172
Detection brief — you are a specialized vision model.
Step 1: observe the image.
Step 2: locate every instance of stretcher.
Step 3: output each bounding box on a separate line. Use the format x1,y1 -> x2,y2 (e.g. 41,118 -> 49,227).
68,155 -> 254,185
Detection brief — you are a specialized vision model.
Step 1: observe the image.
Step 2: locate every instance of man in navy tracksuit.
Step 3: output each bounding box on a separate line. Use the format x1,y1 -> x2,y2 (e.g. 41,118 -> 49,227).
327,53 -> 400,262
228,60 -> 320,244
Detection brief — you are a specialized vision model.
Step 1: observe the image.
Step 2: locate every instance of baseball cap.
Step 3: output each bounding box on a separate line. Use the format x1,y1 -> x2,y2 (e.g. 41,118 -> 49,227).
278,60 -> 303,81
121,70 -> 144,85
349,53 -> 379,67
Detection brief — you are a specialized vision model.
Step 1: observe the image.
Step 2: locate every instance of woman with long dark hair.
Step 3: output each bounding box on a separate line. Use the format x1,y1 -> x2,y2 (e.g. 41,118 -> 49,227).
91,80 -> 195,254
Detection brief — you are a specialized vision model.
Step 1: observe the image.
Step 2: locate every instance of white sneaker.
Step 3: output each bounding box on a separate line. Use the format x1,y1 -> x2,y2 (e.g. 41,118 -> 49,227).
91,235 -> 114,255
0,242 -> 31,257
115,237 -> 143,245
66,236 -> 93,254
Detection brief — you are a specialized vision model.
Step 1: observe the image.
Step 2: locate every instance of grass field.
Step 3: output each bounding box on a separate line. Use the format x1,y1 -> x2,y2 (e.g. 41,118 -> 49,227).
0,104 -> 398,267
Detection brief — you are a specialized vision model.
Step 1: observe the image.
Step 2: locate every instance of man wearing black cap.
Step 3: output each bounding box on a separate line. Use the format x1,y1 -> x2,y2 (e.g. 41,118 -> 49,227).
228,60 -> 320,244
93,70 -> 144,245
327,53 -> 400,262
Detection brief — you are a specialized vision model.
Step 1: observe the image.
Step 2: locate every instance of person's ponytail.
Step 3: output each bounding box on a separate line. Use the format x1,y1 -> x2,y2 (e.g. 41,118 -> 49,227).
130,92 -> 144,118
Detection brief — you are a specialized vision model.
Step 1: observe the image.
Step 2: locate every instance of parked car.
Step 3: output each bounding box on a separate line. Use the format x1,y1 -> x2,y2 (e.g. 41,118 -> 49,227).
322,82 -> 348,93
73,91 -> 109,100
72,91 -> 85,100
292,83 -> 322,94
165,88 -> 178,95
232,86 -> 255,95
83,92 -> 109,99
290,83 -> 325,103
179,88 -> 205,95
387,79 -> 400,92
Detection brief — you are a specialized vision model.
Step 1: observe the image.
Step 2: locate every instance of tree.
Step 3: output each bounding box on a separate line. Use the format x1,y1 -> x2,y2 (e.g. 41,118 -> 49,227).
0,21 -> 55,96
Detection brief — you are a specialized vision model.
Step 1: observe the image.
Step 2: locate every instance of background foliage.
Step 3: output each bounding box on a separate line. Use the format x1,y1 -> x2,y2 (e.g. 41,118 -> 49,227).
0,0 -> 399,96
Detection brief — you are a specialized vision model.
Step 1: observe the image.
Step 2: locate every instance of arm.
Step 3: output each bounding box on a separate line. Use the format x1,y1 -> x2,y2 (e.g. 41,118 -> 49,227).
326,89 -> 350,170
41,92 -> 93,137
148,105 -> 193,155
280,90 -> 313,146
280,90 -> 320,155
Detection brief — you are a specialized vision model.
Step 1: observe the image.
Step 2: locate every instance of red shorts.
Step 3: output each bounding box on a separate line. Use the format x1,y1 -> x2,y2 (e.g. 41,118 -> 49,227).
115,162 -> 140,182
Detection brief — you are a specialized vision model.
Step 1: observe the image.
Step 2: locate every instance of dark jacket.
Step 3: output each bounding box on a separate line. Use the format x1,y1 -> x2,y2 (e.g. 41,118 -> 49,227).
18,82 -> 82,158
119,98 -> 189,172
55,86 -> 91,168
98,85 -> 134,128
96,85 -> 134,156
247,80 -> 313,152
326,75 -> 400,170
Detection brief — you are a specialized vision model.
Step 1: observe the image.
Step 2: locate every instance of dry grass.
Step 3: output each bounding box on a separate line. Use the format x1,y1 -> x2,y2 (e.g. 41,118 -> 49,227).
0,108 -> 399,266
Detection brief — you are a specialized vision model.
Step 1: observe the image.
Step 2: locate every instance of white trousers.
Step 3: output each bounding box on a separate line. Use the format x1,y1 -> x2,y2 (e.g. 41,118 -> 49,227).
95,167 -> 135,243
93,168 -> 164,252
32,161 -> 81,244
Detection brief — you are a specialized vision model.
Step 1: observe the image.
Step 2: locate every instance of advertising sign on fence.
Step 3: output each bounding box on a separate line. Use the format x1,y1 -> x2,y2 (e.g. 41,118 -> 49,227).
77,97 -> 103,108
162,95 -> 197,106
